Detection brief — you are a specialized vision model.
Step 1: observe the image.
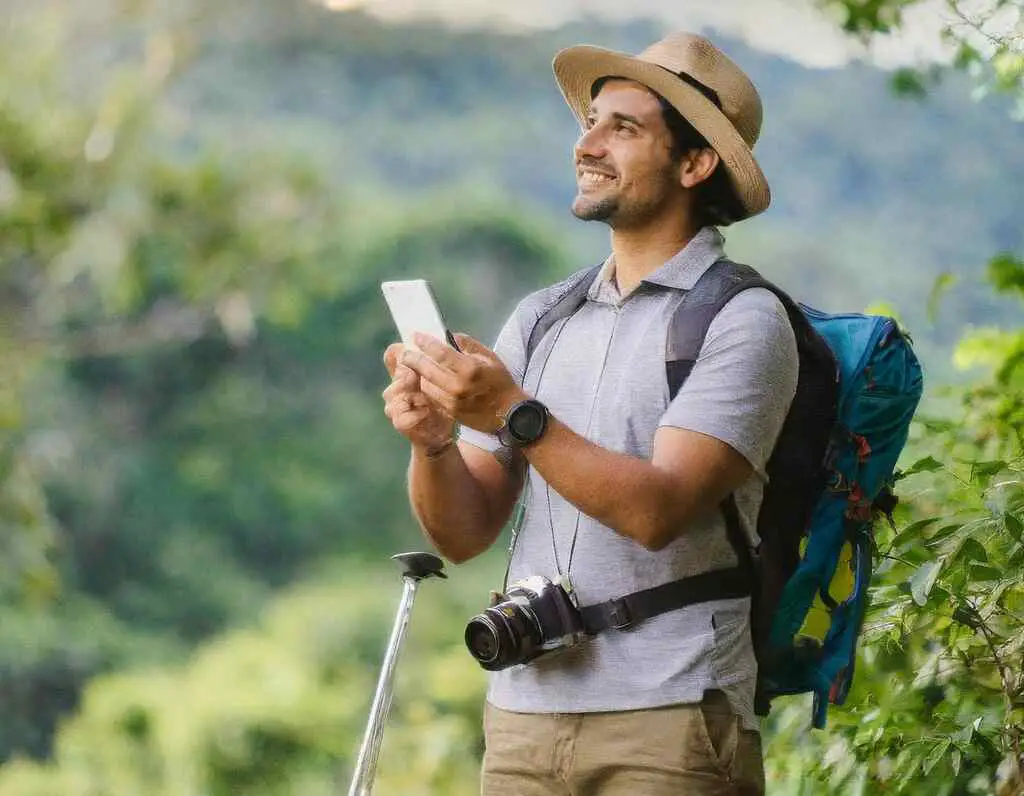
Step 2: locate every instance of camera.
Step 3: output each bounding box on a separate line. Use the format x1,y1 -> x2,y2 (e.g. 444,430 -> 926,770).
464,575 -> 586,671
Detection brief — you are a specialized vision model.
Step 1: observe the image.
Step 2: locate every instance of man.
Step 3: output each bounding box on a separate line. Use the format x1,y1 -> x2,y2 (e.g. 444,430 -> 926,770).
382,31 -> 797,795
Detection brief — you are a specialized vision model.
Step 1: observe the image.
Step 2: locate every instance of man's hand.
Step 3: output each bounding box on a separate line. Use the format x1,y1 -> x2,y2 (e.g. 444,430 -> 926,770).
382,343 -> 455,453
400,333 -> 527,433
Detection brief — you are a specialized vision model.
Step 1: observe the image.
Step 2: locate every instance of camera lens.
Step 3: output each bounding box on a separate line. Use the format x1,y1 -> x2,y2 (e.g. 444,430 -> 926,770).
464,602 -> 539,671
465,619 -> 501,664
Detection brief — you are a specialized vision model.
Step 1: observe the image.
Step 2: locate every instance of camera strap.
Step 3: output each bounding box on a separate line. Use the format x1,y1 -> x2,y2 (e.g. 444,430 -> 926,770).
580,497 -> 756,633
578,563 -> 751,634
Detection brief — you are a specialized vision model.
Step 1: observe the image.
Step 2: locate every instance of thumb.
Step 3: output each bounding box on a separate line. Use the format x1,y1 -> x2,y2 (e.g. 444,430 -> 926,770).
453,333 -> 493,357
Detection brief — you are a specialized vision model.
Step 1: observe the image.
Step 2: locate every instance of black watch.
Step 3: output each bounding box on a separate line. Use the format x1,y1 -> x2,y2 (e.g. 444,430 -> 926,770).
496,399 -> 549,448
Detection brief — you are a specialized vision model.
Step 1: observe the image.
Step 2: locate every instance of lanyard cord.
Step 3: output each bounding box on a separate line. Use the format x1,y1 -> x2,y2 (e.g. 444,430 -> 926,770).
554,304 -> 619,579
504,298 -> 619,590
502,311 -> 574,591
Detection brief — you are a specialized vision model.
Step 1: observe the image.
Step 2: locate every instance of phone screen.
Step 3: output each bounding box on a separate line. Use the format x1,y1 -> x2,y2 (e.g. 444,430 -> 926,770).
380,280 -> 459,351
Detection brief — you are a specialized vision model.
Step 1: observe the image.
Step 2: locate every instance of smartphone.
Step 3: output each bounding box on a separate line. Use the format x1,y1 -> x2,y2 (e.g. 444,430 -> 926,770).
380,279 -> 460,352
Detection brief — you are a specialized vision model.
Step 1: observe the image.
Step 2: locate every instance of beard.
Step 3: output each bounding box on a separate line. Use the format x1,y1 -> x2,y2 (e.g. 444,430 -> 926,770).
571,192 -> 618,222
571,188 -> 669,229
571,166 -> 679,229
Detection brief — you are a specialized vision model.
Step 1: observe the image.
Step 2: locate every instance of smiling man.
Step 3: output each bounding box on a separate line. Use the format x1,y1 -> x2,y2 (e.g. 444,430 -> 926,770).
381,32 -> 797,795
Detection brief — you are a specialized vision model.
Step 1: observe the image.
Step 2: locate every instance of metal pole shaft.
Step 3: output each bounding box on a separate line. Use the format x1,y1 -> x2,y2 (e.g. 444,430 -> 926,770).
348,576 -> 420,796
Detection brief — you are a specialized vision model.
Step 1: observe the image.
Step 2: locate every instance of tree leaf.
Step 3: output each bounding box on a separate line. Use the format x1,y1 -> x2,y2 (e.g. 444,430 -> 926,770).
951,746 -> 962,777
892,67 -> 929,99
923,737 -> 952,775
910,559 -> 942,606
927,272 -> 958,323
958,537 -> 989,564
972,460 -> 1008,480
970,564 -> 1003,582
953,603 -> 984,630
902,456 -> 944,477
988,251 -> 1024,297
891,517 -> 941,548
1006,512 -> 1023,543
925,524 -> 964,548
954,717 -> 982,745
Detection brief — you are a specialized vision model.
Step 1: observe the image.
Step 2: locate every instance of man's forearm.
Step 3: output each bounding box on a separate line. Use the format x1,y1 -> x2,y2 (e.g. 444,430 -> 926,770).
521,418 -> 696,550
408,445 -> 504,564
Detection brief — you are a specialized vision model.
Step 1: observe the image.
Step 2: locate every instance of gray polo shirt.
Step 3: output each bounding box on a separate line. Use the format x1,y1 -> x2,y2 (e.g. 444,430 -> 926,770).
460,227 -> 798,731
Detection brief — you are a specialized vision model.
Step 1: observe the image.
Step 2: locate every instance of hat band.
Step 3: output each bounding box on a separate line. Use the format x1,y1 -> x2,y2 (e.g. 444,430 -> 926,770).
655,65 -> 722,109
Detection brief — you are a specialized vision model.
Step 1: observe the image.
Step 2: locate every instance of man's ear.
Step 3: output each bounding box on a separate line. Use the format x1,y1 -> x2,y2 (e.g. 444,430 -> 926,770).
679,148 -> 720,189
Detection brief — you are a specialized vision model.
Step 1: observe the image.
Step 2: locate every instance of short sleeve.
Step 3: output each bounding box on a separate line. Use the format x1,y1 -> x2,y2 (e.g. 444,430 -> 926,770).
659,287 -> 799,480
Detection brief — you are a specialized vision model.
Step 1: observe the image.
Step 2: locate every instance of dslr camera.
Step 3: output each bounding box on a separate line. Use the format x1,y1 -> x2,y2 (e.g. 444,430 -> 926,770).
464,575 -> 586,671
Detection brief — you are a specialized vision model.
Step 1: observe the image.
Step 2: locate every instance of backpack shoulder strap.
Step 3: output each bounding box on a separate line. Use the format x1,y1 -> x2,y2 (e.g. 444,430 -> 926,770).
666,258 -> 805,398
664,259 -> 801,627
523,264 -> 603,363
575,261 -> 814,639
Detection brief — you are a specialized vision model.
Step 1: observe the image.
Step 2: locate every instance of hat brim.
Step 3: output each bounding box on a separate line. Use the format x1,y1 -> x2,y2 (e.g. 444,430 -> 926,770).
553,45 -> 770,220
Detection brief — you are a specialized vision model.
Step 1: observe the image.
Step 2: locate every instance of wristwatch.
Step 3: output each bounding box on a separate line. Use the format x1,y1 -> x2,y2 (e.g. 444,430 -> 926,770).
496,399 -> 549,448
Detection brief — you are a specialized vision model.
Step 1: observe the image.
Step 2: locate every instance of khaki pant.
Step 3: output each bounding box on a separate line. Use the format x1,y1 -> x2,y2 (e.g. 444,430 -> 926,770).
481,690 -> 764,796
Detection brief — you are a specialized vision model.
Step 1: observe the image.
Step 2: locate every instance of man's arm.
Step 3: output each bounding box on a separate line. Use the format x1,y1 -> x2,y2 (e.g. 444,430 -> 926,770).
518,421 -> 749,550
408,441 -> 523,564
383,344 -> 523,563
401,335 -> 755,551
402,287 -> 797,552
521,287 -> 799,549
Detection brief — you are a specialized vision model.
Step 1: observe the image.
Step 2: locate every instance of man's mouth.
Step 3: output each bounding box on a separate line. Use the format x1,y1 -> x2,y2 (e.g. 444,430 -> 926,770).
578,169 -> 616,188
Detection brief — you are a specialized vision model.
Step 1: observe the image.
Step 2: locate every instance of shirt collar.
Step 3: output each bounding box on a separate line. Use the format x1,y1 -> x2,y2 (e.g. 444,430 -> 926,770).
588,226 -> 726,301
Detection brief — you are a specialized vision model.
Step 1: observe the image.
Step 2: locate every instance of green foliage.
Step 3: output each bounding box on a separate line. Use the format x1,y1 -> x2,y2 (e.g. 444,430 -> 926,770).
0,557 -> 500,795
829,0 -> 921,34
826,0 -> 1024,112
0,0 -> 571,761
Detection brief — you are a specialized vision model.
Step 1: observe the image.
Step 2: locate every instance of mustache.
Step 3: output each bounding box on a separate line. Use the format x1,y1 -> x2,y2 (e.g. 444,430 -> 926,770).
576,158 -> 616,177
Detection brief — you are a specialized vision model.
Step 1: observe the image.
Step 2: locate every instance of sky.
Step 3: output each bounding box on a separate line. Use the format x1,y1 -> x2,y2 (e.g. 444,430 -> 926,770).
318,0 -> 1018,70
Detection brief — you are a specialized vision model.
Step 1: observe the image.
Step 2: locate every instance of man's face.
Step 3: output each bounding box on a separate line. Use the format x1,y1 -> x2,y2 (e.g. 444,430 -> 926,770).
571,80 -> 683,229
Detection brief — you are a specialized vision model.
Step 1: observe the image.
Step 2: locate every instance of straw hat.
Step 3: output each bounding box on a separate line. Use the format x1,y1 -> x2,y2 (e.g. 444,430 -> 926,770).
553,32 -> 771,220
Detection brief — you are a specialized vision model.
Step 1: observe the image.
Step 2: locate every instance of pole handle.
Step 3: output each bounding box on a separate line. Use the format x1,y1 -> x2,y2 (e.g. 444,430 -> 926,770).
392,552 -> 446,581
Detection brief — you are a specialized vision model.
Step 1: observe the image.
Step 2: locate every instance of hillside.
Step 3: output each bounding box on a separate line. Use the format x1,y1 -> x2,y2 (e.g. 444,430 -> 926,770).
169,4 -> 1024,362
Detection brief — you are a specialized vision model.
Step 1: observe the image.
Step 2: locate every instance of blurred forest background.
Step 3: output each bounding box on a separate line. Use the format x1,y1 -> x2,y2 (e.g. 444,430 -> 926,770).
0,0 -> 1021,793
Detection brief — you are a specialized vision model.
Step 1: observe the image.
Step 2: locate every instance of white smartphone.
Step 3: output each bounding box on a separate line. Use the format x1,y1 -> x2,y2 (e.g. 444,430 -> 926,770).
380,279 -> 460,352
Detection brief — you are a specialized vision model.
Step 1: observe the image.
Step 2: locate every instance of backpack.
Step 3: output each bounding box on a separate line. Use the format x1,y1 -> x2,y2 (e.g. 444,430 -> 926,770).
519,258 -> 924,728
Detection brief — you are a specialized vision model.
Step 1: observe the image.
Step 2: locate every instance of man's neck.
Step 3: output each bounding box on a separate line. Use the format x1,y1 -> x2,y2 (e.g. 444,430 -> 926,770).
609,218 -> 703,295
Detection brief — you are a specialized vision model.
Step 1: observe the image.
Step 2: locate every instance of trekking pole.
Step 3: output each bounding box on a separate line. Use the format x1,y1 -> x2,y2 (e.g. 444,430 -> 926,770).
347,552 -> 446,796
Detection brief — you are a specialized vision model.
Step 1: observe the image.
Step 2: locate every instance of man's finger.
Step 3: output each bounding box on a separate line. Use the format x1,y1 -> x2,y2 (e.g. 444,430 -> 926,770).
394,405 -> 432,432
383,343 -> 405,378
412,333 -> 467,371
382,368 -> 416,401
394,364 -> 418,388
401,347 -> 460,393
418,377 -> 455,415
452,333 -> 493,358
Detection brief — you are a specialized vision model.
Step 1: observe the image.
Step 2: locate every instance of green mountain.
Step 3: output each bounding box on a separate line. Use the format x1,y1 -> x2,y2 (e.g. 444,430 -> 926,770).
173,4 -> 1023,361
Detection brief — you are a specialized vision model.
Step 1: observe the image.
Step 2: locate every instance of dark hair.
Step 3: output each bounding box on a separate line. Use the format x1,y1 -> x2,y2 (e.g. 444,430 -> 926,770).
590,77 -> 746,227
657,96 -> 746,228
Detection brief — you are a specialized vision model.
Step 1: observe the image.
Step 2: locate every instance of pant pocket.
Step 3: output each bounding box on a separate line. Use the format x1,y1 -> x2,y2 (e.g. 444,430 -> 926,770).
695,691 -> 740,776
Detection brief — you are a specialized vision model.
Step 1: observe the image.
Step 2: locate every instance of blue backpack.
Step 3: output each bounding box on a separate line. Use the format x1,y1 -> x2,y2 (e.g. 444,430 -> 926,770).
523,258 -> 924,728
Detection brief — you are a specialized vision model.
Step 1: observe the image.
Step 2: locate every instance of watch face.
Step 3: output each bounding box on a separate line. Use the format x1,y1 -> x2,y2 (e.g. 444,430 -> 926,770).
509,402 -> 545,442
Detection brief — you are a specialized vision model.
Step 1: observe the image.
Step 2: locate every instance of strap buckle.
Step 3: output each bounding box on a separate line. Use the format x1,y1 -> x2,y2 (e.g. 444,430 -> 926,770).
606,598 -> 633,630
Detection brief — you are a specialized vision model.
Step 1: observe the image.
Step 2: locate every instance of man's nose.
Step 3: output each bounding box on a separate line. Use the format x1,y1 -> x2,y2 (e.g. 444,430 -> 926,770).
574,123 -> 607,162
